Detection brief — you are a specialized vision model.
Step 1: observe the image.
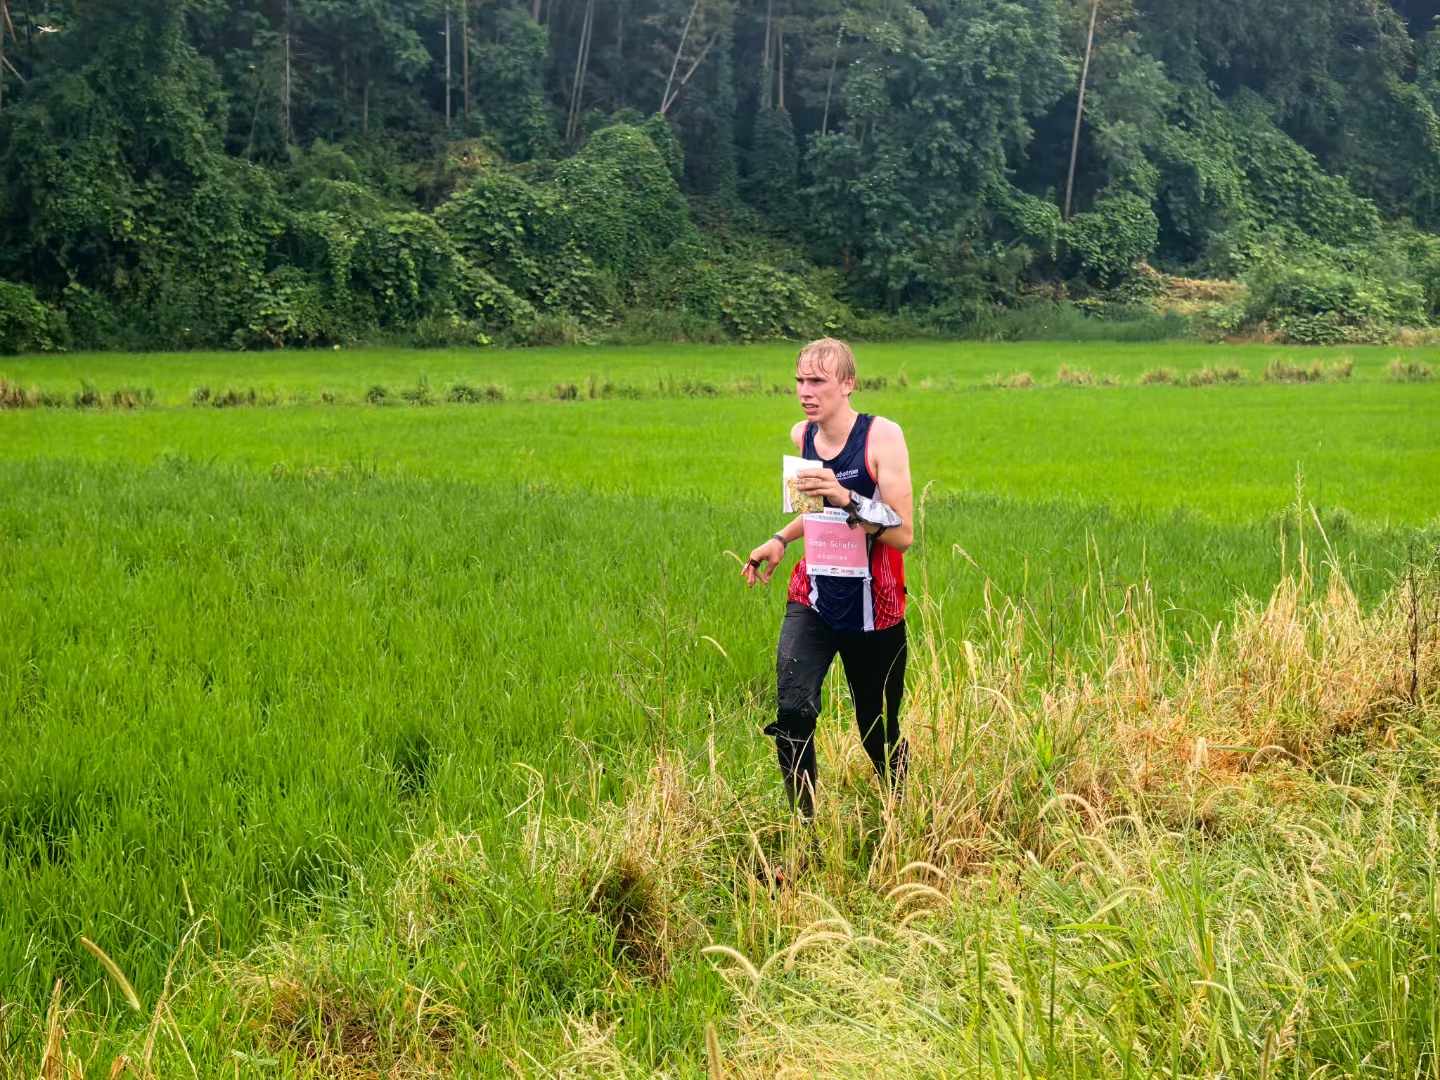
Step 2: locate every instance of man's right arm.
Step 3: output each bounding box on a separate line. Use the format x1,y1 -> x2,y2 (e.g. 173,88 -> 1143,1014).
742,424 -> 809,587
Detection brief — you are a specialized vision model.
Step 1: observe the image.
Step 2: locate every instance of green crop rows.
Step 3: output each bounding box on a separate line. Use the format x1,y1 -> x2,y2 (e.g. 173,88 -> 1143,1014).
1,343 -> 1438,1076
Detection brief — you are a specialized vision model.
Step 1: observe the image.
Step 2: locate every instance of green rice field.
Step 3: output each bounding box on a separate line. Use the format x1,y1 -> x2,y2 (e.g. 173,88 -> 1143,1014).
1,341 -> 1438,1076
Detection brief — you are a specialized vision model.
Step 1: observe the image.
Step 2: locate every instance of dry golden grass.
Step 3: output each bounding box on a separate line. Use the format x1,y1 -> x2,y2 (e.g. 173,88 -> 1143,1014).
987,371 -> 1035,389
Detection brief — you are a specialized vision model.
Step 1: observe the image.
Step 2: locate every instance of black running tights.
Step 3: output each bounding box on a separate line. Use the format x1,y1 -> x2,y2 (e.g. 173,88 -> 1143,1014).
763,601 -> 908,818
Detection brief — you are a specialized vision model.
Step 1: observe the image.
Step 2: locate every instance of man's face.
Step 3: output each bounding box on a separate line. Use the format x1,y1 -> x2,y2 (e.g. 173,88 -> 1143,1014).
795,357 -> 854,423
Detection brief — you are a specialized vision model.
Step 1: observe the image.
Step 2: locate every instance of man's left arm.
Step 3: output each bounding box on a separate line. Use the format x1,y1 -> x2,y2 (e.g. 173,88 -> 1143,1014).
866,419 -> 913,552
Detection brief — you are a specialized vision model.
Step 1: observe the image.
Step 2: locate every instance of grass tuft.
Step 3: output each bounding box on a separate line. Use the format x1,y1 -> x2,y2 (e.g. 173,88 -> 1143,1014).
1264,357 -> 1352,383
1389,356 -> 1433,382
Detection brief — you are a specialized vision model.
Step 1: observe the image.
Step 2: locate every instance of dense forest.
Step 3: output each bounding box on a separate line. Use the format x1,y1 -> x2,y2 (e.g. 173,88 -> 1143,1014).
2,0 -> 1440,351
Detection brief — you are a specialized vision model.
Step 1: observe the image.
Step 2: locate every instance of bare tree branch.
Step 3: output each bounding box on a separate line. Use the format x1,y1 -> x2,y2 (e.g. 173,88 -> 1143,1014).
660,0 -> 701,114
662,30 -> 718,115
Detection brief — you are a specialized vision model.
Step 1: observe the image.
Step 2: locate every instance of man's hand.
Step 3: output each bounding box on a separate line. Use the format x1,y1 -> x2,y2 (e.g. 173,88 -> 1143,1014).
742,538 -> 786,587
795,468 -> 850,508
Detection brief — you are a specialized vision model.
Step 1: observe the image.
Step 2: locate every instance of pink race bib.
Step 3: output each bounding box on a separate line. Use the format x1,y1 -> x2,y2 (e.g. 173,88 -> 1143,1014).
802,509 -> 870,578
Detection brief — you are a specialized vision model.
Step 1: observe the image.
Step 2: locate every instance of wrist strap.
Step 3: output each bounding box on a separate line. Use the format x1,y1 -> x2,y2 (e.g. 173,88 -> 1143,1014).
771,532 -> 788,549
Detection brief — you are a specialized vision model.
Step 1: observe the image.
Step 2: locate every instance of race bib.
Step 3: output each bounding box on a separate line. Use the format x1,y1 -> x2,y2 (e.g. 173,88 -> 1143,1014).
803,509 -> 870,578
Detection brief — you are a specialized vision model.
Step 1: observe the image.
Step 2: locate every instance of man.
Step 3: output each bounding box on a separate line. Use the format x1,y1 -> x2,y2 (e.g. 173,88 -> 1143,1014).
741,338 -> 914,818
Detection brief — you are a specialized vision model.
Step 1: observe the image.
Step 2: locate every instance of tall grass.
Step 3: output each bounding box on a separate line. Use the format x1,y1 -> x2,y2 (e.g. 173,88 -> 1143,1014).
13,533 -> 1437,1076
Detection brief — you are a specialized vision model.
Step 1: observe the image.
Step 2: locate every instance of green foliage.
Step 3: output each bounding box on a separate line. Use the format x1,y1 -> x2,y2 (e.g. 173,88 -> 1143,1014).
232,268 -> 336,350
708,262 -> 837,342
0,281 -> 66,354
348,212 -> 462,327
1064,191 -> 1160,284
1238,250 -> 1428,344
1153,91 -> 1382,273
2,0 -> 1440,348
640,115 -> 685,182
939,298 -> 1191,342
552,124 -> 695,284
744,109 -> 800,227
436,168 -> 607,324
469,6 -> 557,161
803,0 -> 1070,308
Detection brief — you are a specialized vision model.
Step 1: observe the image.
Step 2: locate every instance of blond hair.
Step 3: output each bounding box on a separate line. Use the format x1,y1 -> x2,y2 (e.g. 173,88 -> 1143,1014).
796,337 -> 857,383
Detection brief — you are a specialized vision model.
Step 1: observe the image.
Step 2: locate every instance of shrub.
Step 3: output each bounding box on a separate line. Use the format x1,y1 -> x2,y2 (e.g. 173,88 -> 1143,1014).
989,371 -> 1035,389
212,387 -> 261,407
0,281 -> 66,354
1388,357 -> 1433,381
400,377 -> 435,406
1064,191 -> 1160,284
1262,358 -> 1349,383
0,378 -> 38,408
233,268 -> 334,349
519,313 -> 591,347
446,382 -> 506,403
455,265 -> 534,336
1188,365 -> 1245,386
1056,364 -> 1096,386
60,283 -> 119,350
411,314 -> 491,349
1140,367 -> 1178,384
956,300 -> 1190,342
108,386 -> 154,409
552,124 -> 695,286
365,385 -> 390,405
437,170 -> 602,323
1241,252 -> 1427,344
601,308 -> 727,345
677,260 -> 840,342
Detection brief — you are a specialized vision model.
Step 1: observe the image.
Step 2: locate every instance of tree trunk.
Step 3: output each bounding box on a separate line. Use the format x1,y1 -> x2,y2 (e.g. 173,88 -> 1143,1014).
283,0 -> 292,145
444,3 -> 452,128
776,25 -> 784,111
615,0 -> 625,106
661,0 -> 700,114
760,0 -> 772,109
566,0 -> 595,142
363,77 -> 370,135
531,0 -> 540,21
1063,0 -> 1099,221
662,33 -> 717,115
0,1 -> 7,115
820,23 -> 841,136
461,0 -> 470,119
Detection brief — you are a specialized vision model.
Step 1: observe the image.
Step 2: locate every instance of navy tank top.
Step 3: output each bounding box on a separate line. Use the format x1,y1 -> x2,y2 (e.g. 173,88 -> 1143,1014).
787,414 -> 906,632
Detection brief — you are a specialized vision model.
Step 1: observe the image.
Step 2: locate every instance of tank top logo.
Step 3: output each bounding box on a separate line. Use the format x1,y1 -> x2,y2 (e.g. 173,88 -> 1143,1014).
834,468 -> 861,481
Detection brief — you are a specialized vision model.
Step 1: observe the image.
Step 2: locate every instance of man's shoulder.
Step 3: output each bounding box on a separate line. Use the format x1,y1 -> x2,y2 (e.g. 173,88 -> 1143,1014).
869,415 -> 906,442
789,420 -> 808,447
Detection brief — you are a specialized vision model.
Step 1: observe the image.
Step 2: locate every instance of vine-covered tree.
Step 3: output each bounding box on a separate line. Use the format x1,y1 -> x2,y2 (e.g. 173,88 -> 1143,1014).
0,0 -> 1438,350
